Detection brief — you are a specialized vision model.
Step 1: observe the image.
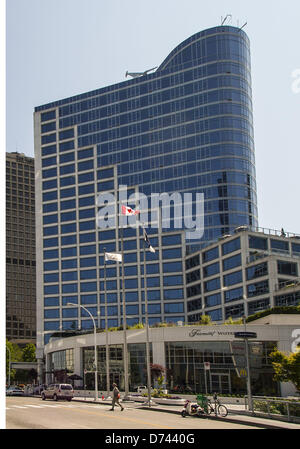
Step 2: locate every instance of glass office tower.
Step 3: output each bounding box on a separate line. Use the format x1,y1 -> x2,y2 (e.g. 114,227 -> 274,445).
34,26 -> 258,361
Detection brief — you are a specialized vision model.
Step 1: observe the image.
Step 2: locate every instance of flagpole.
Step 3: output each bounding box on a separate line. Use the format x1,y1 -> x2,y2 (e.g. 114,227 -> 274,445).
142,224 -> 153,407
104,248 -> 110,399
120,211 -> 129,399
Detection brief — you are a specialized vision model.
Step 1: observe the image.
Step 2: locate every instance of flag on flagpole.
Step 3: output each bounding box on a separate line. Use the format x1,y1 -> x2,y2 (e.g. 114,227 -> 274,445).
105,252 -> 122,262
143,227 -> 156,253
121,205 -> 140,216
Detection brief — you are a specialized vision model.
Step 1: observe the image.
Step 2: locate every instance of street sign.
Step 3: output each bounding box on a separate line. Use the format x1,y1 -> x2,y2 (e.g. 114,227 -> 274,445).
239,368 -> 247,378
234,332 -> 257,339
204,362 -> 210,370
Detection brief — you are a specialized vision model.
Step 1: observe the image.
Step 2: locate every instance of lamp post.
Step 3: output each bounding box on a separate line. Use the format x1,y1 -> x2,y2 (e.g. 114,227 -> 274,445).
67,303 -> 98,402
103,248 -> 111,399
242,315 -> 253,412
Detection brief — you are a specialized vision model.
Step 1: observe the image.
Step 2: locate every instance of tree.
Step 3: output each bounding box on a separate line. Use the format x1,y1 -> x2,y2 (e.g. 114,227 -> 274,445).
270,349 -> 300,393
6,339 -> 23,384
22,344 -> 36,362
200,315 -> 212,325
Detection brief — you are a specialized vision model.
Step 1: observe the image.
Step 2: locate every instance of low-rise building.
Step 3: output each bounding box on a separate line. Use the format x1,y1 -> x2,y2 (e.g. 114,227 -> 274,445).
44,312 -> 300,397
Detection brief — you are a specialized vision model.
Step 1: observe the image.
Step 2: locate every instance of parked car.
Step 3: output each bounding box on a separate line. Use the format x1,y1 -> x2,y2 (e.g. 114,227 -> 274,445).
41,383 -> 74,401
33,384 -> 47,395
6,386 -> 24,396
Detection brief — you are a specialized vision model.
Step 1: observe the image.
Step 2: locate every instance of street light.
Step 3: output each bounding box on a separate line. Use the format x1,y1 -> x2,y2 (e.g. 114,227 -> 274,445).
67,303 -> 98,402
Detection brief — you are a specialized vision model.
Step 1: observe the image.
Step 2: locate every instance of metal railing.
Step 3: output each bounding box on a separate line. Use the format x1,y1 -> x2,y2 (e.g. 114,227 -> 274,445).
246,396 -> 300,423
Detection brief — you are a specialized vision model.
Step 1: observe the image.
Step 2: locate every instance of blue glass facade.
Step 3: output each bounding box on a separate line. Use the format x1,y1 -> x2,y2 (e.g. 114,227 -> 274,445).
35,26 -> 258,345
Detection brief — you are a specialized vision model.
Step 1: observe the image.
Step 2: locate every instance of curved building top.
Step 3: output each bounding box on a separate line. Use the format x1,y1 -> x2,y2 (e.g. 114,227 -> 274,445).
157,26 -> 250,73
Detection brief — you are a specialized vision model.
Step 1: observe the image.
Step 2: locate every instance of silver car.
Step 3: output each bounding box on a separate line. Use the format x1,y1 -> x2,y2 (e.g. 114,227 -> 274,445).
41,383 -> 74,401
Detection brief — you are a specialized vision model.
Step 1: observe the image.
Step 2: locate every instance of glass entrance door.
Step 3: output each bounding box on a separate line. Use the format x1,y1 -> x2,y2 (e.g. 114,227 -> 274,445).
210,373 -> 231,394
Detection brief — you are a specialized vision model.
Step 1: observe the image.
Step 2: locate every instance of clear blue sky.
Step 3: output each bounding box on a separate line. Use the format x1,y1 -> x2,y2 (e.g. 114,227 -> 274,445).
5,0 -> 300,233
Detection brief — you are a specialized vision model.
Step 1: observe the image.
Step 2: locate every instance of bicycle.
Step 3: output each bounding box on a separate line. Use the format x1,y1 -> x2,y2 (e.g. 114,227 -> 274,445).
206,394 -> 228,417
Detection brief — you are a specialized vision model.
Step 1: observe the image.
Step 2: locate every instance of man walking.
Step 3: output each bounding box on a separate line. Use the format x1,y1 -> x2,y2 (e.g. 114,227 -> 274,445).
110,382 -> 124,411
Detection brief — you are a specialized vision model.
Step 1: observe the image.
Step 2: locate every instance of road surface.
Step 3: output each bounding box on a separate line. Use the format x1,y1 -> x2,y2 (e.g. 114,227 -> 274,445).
6,396 -> 263,430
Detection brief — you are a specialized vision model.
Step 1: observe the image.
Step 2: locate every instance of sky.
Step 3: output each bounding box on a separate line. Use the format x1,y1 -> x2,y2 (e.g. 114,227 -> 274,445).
4,0 -> 300,234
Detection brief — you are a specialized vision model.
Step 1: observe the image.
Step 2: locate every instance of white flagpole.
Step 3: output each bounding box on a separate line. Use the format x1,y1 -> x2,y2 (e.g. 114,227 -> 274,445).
120,203 -> 129,399
142,223 -> 153,407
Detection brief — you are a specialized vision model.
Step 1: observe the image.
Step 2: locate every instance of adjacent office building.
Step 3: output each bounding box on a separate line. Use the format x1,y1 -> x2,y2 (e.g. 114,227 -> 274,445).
34,25 -> 259,373
186,228 -> 300,323
6,152 -> 36,344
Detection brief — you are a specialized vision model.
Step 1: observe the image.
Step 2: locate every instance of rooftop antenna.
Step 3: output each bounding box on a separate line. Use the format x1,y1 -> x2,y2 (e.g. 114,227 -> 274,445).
125,66 -> 157,78
221,14 -> 232,26
239,22 -> 247,31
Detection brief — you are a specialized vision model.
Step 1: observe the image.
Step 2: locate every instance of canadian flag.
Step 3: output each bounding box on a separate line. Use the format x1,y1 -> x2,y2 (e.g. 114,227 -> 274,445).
121,205 -> 140,216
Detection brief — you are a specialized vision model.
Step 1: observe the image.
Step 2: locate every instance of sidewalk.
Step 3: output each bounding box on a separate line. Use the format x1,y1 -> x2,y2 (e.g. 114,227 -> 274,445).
72,396 -> 300,429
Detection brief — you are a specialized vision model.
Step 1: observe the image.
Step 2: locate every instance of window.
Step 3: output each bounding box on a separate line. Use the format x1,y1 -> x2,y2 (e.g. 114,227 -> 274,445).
225,303 -> 244,319
246,262 -> 268,280
60,164 -> 75,175
162,248 -> 182,259
186,254 -> 200,270
61,211 -> 76,222
62,271 -> 78,281
202,246 -> 219,263
59,129 -> 74,140
249,236 -> 268,250
44,261 -> 59,271
163,275 -> 183,286
78,172 -> 94,183
80,257 -> 97,267
43,214 -> 58,224
80,282 -> 97,292
78,160 -> 94,171
61,235 -> 77,246
78,148 -> 94,159
271,239 -> 289,253
60,199 -> 76,210
186,269 -> 200,283
207,308 -> 223,321
41,110 -> 56,121
205,293 -> 221,307
43,237 -> 58,248
203,261 -> 220,277
61,259 -> 77,269
44,273 -> 59,283
224,286 -> 244,303
61,247 -> 77,257
43,191 -> 58,202
79,184 -> 94,195
80,245 -> 96,255
80,232 -> 96,243
79,208 -> 95,219
80,269 -> 97,279
164,302 -> 184,313
62,283 -> 78,293
247,280 -> 269,298
277,260 -> 298,276
79,196 -> 95,207
204,277 -> 220,292
222,237 -> 240,255
223,253 -> 241,271
81,294 -> 97,304
248,298 -> 270,315
162,234 -> 182,246
79,220 -> 95,231
223,270 -> 242,286
61,222 -> 76,234
163,261 -> 182,272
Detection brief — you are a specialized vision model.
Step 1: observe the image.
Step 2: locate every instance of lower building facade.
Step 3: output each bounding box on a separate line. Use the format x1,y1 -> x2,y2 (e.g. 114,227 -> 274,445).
43,316 -> 300,397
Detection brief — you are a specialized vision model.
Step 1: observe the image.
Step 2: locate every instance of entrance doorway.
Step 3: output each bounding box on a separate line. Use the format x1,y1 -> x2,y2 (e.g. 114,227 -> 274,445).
210,373 -> 231,394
